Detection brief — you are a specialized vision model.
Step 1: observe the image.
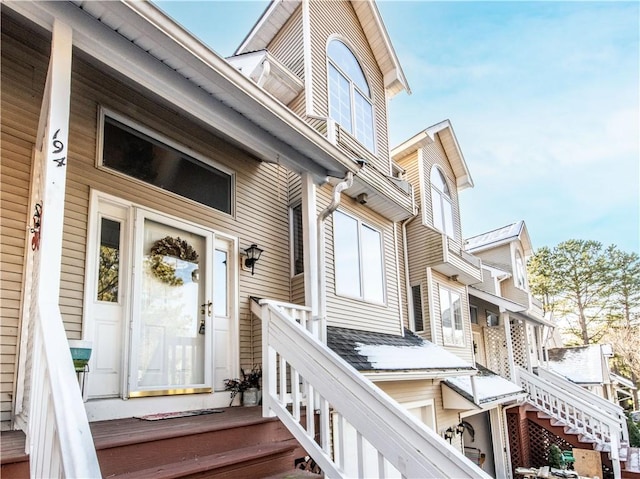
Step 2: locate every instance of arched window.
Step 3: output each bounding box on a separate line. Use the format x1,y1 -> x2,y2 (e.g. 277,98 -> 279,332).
430,167 -> 454,237
327,40 -> 374,151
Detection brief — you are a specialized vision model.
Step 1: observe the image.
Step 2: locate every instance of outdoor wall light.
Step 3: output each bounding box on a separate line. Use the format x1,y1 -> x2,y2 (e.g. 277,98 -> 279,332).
444,427 -> 455,443
456,422 -> 466,436
243,244 -> 263,275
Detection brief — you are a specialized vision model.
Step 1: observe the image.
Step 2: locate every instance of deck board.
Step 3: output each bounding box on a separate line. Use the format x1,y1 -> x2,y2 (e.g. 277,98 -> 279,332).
90,406 -> 270,449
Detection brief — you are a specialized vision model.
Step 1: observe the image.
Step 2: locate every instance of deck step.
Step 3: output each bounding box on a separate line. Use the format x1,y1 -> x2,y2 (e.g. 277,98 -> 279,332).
115,442 -> 298,479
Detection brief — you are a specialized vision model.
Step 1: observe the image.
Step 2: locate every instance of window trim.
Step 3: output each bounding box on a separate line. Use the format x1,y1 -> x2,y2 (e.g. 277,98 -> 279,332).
97,107 -> 236,217
332,210 -> 386,305
326,38 -> 376,153
430,165 -> 454,238
439,285 -> 465,347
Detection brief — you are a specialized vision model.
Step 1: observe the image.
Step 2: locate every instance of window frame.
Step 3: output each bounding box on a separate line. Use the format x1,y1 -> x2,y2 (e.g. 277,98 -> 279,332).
486,310 -> 500,327
332,210 -> 386,304
411,283 -> 425,332
439,285 -> 465,347
97,107 -> 236,217
470,305 -> 478,325
327,39 -> 375,153
430,166 -> 454,238
290,202 -> 304,277
514,250 -> 527,290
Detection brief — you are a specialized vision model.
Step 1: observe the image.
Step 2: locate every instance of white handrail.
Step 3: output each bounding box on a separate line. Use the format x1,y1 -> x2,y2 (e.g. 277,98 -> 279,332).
536,367 -> 628,442
28,305 -> 101,478
518,367 -> 621,478
258,299 -> 491,479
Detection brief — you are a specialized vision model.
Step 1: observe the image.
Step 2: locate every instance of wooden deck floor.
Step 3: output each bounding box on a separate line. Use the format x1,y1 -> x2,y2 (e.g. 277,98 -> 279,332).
1,406 -> 269,463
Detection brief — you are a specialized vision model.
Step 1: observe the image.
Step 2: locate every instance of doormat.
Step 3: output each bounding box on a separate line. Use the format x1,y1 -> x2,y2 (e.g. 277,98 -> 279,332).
137,409 -> 224,421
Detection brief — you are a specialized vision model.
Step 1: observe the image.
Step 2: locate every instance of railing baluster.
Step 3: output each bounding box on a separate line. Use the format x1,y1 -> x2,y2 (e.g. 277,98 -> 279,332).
306,383 -> 315,439
356,430 -> 364,478
292,368 -> 301,422
279,355 -> 287,405
378,451 -> 386,478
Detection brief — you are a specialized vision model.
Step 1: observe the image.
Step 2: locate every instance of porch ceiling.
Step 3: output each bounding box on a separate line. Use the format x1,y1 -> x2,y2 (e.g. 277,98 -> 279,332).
6,0 -> 359,185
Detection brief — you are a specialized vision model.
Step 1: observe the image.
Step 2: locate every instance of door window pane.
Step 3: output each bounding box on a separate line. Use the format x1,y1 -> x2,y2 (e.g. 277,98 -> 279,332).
97,218 -> 121,302
292,204 -> 304,275
214,249 -> 227,317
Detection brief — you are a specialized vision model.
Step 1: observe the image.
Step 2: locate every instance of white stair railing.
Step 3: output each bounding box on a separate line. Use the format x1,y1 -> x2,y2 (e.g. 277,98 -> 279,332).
536,367 -> 628,443
28,305 -> 101,478
255,299 -> 491,479
518,367 -> 621,478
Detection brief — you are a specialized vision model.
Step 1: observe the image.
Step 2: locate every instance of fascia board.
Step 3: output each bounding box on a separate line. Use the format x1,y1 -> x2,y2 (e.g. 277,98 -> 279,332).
364,368 -> 477,382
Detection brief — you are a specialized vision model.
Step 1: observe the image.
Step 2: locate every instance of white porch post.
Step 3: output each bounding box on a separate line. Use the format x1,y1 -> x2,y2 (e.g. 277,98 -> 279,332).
301,172 -> 318,315
501,312 -> 516,382
35,18 -> 72,305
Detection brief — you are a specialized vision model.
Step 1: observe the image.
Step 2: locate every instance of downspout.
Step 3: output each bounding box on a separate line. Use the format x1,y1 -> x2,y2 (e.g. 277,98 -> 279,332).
317,172 -> 353,342
401,210 -> 419,332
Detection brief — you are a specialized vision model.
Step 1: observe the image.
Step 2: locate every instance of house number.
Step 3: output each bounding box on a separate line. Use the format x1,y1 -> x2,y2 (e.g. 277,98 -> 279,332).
52,129 -> 66,167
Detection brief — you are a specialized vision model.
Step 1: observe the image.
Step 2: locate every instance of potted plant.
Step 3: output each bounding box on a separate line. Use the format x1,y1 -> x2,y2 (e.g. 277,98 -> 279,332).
224,365 -> 262,407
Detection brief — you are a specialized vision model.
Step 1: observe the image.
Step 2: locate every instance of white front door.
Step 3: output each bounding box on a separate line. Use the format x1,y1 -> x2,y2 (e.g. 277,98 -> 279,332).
129,211 -> 214,396
85,193 -> 235,406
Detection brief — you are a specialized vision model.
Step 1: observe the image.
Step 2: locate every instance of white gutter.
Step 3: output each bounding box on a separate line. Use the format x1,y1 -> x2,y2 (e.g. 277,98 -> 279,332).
317,173 -> 354,342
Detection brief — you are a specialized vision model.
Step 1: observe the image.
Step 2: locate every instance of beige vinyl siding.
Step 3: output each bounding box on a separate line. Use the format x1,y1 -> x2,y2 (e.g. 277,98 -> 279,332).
0,17 -> 49,430
376,379 -> 464,451
267,3 -> 305,113
308,0 -> 390,173
474,244 -> 511,272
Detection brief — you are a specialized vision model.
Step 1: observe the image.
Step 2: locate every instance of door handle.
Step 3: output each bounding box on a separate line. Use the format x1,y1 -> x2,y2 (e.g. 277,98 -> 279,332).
200,301 -> 213,317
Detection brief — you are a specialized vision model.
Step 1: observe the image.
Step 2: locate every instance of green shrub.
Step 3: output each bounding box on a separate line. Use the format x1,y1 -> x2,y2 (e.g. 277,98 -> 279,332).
628,415 -> 640,447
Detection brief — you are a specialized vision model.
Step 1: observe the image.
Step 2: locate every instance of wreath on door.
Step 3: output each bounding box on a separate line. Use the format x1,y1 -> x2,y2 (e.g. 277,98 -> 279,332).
148,236 -> 199,286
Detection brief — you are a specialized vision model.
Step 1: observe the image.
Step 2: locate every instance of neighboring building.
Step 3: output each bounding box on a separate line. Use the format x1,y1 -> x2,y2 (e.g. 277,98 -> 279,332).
465,222 -> 634,478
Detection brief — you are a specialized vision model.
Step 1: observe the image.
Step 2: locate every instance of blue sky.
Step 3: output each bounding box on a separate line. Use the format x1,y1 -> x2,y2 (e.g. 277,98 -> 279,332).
156,1 -> 639,254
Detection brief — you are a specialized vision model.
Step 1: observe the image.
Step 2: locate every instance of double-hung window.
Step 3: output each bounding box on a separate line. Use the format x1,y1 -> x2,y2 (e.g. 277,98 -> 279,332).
440,286 -> 464,346
430,167 -> 454,238
333,211 -> 384,303
328,40 -> 374,151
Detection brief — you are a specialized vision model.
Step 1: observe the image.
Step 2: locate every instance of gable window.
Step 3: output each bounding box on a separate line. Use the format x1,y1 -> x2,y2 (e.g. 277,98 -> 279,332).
327,40 -> 374,151
291,203 -> 304,276
101,115 -> 233,215
333,210 -> 384,303
439,286 -> 464,346
411,284 -> 424,332
430,167 -> 454,238
515,250 -> 527,289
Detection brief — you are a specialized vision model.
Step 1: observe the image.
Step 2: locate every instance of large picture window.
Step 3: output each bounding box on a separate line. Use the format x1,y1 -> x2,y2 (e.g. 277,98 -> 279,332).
101,115 -> 233,215
328,40 -> 374,151
430,167 -> 454,238
333,211 -> 384,303
440,286 -> 464,346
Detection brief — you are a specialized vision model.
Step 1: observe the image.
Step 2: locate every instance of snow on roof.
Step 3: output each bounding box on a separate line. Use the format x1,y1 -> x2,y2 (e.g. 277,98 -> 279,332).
547,345 -> 605,384
465,221 -> 524,253
355,342 -> 471,370
327,326 -> 473,372
444,366 -> 523,405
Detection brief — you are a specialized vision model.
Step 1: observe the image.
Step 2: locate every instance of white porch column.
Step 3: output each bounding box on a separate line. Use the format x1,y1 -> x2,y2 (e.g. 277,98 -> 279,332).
35,18 -> 73,305
301,172 -> 318,317
501,312 -> 516,382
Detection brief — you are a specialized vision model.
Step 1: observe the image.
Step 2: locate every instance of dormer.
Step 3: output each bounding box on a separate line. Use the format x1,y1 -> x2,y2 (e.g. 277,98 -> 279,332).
394,120 -> 482,286
465,221 -> 535,307
229,0 -> 410,177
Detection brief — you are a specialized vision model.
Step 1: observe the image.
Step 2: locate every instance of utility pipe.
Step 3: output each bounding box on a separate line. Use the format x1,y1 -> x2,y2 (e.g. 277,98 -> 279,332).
317,172 -> 353,342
